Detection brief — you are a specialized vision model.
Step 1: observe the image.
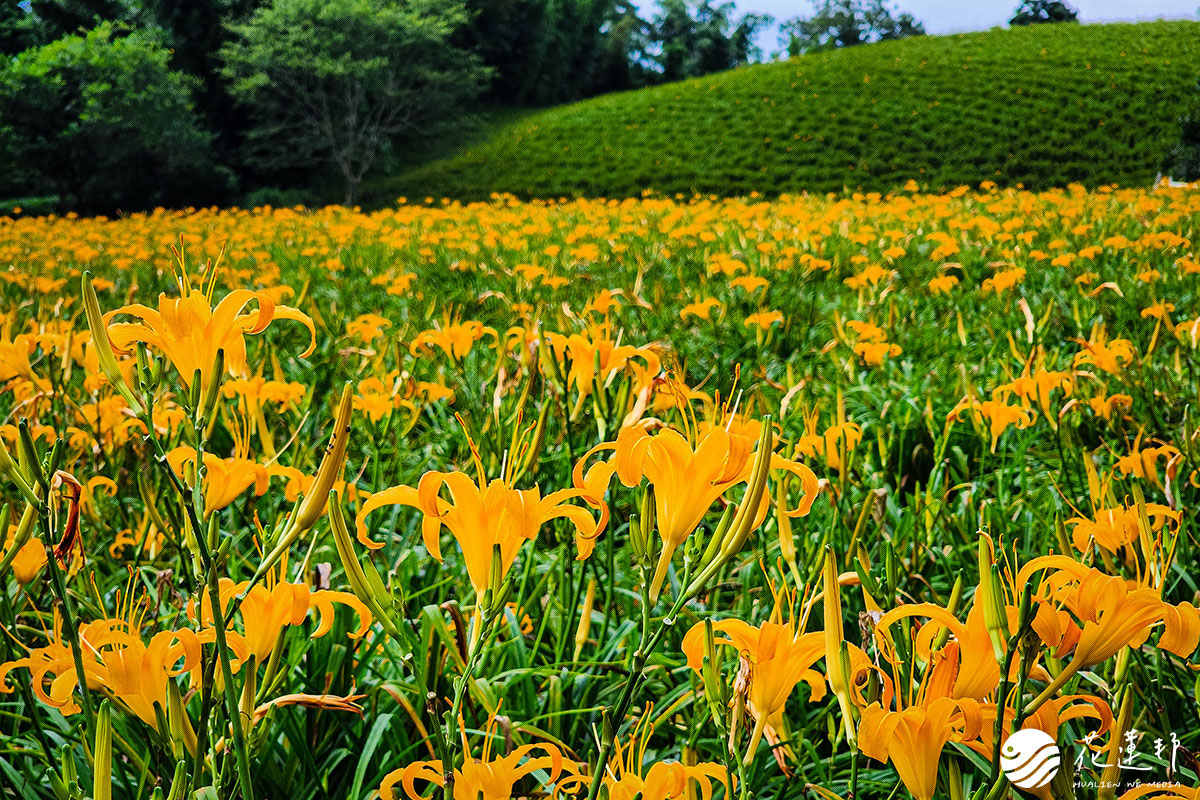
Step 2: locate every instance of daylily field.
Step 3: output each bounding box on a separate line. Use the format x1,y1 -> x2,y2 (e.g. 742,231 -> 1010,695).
2,185 -> 1200,800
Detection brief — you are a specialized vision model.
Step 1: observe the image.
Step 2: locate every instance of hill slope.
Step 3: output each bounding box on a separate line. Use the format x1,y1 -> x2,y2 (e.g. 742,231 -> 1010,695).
369,21 -> 1200,202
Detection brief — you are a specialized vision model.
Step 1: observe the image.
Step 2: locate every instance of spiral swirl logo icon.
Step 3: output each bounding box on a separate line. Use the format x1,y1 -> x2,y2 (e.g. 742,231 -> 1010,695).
1000,729 -> 1061,790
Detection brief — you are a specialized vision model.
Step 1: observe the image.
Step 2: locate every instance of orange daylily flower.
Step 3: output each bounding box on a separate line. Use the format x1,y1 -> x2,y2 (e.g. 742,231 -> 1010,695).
682,613 -> 825,764
858,604 -> 990,800
345,313 -> 391,344
1073,325 -> 1135,375
1016,557 -> 1200,711
409,320 -> 498,360
2,524 -> 46,585
556,710 -> 731,800
0,597 -> 244,751
575,420 -> 819,600
544,323 -> 661,398
166,446 -> 272,515
992,364 -> 1073,427
381,713 -> 569,800
104,283 -> 315,393
189,577 -> 372,664
356,468 -> 605,598
679,297 -> 721,321
794,408 -> 862,472
1066,502 -> 1180,554
1114,437 -> 1181,487
949,397 -> 1036,452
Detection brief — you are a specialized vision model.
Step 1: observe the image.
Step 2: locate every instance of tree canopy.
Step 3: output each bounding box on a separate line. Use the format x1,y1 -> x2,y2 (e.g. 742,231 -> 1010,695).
780,0 -> 925,56
0,22 -> 223,211
1009,1 -> 1079,26
220,0 -> 489,205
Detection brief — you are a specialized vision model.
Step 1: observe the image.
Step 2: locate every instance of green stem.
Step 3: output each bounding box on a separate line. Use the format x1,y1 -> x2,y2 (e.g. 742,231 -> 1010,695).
204,563 -> 255,800
39,514 -> 97,733
441,604 -> 504,799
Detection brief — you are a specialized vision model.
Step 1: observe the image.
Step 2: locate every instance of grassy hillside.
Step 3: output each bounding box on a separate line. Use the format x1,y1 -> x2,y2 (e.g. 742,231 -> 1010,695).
368,21 -> 1200,202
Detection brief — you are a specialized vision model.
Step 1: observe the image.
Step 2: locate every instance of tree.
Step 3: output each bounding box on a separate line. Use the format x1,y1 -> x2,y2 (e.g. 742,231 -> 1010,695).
456,0 -> 650,106
220,0 -> 488,205
780,0 -> 924,56
142,0 -> 264,166
26,0 -> 143,39
1,1 -> 39,54
1162,80 -> 1200,183
1009,0 -> 1078,26
0,22 -> 223,212
649,0 -> 773,83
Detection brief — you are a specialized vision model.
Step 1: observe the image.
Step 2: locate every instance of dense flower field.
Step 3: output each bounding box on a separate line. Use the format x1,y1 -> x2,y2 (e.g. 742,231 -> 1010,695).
1,185 -> 1199,800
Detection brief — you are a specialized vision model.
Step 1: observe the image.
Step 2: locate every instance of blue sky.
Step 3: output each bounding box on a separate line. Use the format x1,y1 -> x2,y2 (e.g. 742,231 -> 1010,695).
635,0 -> 1200,55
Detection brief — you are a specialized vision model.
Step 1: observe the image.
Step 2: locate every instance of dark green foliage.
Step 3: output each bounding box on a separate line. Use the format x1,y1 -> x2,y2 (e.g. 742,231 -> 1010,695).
26,0 -> 142,40
780,0 -> 924,56
1010,0 -> 1078,26
460,0 -> 769,106
1,2 -> 39,54
220,0 -> 490,205
0,23 -> 228,213
1162,80 -> 1200,182
367,22 -> 1200,204
460,0 -> 649,105
650,0 -> 772,82
142,0 -> 263,164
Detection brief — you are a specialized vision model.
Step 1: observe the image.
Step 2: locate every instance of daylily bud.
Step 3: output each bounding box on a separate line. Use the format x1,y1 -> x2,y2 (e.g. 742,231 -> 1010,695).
699,501 -> 737,569
292,383 -> 353,533
683,417 -> 773,601
200,349 -> 225,422
166,678 -> 195,762
977,534 -> 1009,664
684,527 -> 704,565
188,369 -> 203,414
547,675 -> 564,739
487,543 -> 505,606
240,655 -> 257,737
60,746 -> 77,789
18,419 -> 46,491
82,272 -> 144,415
256,384 -> 353,580
824,547 -> 857,746
639,485 -> 657,560
135,341 -> 152,391
93,701 -> 112,800
776,474 -> 799,580
165,762 -> 190,800
699,619 -> 723,701
853,552 -> 882,603
48,773 -> 69,800
1053,513 -> 1072,555
590,349 -> 607,412
629,514 -> 646,561
537,333 -> 565,393
573,578 -> 596,661
329,496 -> 402,638
0,436 -> 40,509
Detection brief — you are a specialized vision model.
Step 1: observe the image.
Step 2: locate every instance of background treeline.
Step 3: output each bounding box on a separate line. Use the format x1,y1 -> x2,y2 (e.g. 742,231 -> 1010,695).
0,0 -> 799,211
6,0 -> 1185,214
